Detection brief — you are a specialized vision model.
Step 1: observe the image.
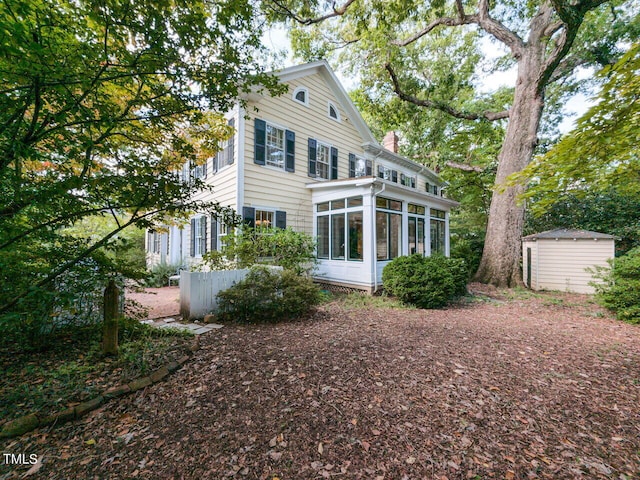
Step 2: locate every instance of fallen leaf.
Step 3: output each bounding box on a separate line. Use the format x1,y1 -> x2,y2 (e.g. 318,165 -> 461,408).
406,456 -> 416,464
371,429 -> 381,436
318,442 -> 324,455
22,458 -> 43,477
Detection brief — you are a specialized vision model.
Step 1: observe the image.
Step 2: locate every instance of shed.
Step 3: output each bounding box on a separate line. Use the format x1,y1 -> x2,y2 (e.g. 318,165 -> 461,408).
522,228 -> 616,294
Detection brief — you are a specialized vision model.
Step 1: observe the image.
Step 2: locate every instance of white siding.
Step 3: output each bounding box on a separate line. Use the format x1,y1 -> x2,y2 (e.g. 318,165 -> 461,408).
243,73 -> 372,235
534,239 -> 614,294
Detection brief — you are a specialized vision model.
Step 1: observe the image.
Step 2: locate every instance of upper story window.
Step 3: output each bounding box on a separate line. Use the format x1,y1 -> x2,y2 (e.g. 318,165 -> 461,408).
377,164 -> 398,183
308,138 -> 338,180
254,119 -> 296,172
348,154 -> 372,178
400,173 -> 416,188
293,87 -> 309,106
328,102 -> 340,122
213,118 -> 235,173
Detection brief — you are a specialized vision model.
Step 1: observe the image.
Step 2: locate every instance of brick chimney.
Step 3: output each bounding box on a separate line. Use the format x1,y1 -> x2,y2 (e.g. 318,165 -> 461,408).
383,131 -> 399,153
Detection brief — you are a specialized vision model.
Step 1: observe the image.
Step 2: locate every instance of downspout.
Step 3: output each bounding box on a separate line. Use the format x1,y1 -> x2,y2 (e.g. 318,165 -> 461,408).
371,181 -> 385,293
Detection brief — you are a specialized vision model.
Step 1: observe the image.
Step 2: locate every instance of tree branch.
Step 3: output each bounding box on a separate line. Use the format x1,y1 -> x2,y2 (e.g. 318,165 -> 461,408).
446,161 -> 484,172
477,0 -> 525,58
267,0 -> 356,25
385,63 -> 509,121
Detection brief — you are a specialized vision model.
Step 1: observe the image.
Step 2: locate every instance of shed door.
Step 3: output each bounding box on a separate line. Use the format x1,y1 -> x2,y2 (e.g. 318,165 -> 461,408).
526,247 -> 532,287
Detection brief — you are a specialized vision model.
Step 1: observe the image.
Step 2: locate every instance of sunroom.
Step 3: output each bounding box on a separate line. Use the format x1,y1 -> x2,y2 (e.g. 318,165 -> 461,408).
307,176 -> 458,292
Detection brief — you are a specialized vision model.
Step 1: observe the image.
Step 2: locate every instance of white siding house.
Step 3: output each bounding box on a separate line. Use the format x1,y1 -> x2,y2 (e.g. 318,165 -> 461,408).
522,229 -> 616,294
147,60 -> 458,292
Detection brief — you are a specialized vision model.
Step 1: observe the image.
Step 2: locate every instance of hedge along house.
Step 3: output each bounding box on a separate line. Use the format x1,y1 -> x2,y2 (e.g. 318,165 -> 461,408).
146,60 -> 458,292
522,228 -> 617,294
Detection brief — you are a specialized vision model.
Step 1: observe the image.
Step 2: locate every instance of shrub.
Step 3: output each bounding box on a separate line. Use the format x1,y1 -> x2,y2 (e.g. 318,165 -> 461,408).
145,262 -> 181,287
382,254 -> 468,309
202,227 -> 316,275
216,266 -> 322,323
593,247 -> 640,323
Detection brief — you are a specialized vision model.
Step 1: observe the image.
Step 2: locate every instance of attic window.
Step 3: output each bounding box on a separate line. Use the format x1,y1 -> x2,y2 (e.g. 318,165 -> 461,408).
293,87 -> 308,106
328,102 -> 340,122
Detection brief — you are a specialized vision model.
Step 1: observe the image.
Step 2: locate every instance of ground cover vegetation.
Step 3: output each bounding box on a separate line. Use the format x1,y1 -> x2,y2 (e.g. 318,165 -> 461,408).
0,316 -> 192,424
2,288 -> 639,478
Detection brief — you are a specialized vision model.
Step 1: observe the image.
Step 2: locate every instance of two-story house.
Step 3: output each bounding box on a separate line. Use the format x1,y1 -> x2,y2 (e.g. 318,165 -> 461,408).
146,60 -> 458,292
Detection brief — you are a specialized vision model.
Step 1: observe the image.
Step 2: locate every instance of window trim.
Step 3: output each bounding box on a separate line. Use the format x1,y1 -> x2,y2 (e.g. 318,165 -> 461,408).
315,141 -> 332,180
327,101 -> 341,122
292,86 -> 309,106
315,197 -> 364,262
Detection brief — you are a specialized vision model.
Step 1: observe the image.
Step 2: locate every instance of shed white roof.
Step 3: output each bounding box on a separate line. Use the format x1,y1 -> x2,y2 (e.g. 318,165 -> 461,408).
522,228 -> 617,241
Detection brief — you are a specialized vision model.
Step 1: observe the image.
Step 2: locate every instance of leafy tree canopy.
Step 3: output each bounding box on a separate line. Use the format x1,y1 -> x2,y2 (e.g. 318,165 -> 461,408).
514,43 -> 640,215
264,0 -> 638,286
0,0 -> 283,321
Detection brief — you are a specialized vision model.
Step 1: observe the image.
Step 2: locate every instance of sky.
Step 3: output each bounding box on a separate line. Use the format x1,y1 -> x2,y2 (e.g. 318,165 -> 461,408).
261,27 -> 591,134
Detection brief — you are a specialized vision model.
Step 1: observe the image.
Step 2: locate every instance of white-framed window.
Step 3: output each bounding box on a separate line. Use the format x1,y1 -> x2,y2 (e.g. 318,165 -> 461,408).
376,197 -> 402,261
148,230 -> 161,254
328,101 -> 340,122
430,209 -> 446,255
293,86 -> 309,106
191,216 -> 207,257
214,118 -> 235,173
377,164 -> 398,183
266,123 -> 285,168
255,209 -> 274,230
315,196 -> 363,262
316,142 -> 331,180
401,173 -> 417,188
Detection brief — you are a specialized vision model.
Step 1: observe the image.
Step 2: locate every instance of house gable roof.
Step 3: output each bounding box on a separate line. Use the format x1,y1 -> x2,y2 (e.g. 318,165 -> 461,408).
522,228 -> 618,241
256,60 -> 443,185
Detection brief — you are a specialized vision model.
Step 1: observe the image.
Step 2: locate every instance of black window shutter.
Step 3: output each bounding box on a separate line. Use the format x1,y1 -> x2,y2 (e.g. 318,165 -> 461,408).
378,165 -> 384,178
190,219 -> 196,257
203,216 -> 208,254
211,216 -> 218,251
401,173 -> 405,184
242,206 -> 255,228
203,161 -> 207,179
285,130 -> 295,172
308,138 -> 317,177
330,147 -> 338,180
228,118 -> 235,165
275,210 -> 287,229
365,159 -> 372,176
391,170 -> 398,183
348,153 -> 355,177
254,119 -> 266,165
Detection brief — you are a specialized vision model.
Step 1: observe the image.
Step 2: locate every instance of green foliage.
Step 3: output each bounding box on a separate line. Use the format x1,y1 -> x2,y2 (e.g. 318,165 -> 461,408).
525,190 -> 640,256
514,43 -> 640,214
145,263 -> 182,288
203,227 -> 317,275
382,254 -> 468,308
0,0 -> 283,332
216,266 -> 322,323
0,315 -> 190,421
593,247 -> 640,324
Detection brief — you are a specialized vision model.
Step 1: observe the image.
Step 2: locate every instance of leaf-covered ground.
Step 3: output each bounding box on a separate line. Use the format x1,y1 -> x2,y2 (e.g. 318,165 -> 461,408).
2,288 -> 640,479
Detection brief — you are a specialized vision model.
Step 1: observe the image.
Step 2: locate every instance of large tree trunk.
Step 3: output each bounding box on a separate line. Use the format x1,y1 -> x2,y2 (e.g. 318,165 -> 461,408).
474,46 -> 545,287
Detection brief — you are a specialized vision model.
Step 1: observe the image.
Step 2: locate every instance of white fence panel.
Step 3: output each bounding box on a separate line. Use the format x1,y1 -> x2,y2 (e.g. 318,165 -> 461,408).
180,269 -> 250,320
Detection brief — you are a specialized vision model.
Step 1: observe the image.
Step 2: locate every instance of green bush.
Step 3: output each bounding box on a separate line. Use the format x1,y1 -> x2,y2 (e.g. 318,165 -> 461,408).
202,227 -> 316,275
382,254 -> 468,309
216,266 -> 322,323
145,262 -> 181,287
593,247 -> 640,323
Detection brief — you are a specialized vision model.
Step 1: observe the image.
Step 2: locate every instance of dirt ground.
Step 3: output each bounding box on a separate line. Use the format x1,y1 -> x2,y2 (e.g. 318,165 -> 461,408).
2,288 -> 640,479
126,286 -> 180,319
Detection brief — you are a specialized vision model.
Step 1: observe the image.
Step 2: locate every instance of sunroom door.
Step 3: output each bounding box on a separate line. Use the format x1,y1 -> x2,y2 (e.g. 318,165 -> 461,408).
408,216 -> 425,255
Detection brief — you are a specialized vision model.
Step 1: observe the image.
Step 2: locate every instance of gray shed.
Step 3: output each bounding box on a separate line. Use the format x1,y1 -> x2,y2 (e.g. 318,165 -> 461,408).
522,228 -> 616,294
